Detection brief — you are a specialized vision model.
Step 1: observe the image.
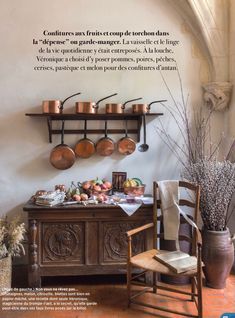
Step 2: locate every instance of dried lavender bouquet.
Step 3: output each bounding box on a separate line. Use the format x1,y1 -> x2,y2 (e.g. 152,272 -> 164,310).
182,160 -> 235,231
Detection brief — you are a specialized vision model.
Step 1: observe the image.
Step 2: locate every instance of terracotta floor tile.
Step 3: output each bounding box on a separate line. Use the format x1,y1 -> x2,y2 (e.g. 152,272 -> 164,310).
1,274 -> 235,317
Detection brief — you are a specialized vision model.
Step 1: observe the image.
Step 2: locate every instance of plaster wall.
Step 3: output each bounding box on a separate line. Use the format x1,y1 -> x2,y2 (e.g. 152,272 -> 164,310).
228,0 -> 235,263
0,0 -> 206,225
229,0 -> 235,137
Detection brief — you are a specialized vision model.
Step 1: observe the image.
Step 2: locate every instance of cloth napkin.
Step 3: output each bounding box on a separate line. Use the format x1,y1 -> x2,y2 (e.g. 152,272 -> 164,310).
158,180 -> 200,251
158,180 -> 180,248
140,196 -> 153,205
118,202 -> 142,216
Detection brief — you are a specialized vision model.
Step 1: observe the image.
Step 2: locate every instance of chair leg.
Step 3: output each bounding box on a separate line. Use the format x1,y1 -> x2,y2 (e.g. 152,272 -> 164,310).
197,273 -> 203,318
153,272 -> 157,293
191,277 -> 195,301
127,261 -> 132,307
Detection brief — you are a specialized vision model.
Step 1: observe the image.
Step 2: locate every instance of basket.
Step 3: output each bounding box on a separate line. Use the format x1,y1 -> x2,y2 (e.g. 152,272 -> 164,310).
123,185 -> 145,196
84,188 -> 112,197
0,256 -> 12,295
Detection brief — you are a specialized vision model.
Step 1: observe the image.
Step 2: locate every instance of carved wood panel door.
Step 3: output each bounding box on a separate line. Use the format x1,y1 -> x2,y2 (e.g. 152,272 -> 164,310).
101,221 -> 145,264
41,222 -> 85,264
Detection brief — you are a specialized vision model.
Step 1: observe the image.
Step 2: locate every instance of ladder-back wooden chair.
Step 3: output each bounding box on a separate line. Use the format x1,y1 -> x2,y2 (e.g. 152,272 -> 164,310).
126,181 -> 203,318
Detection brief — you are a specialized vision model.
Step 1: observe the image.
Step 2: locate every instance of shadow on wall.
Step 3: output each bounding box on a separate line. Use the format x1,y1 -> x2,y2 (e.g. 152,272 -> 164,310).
0,107 -> 48,148
17,148 -> 127,180
0,109 -> 53,178
0,109 -> 66,202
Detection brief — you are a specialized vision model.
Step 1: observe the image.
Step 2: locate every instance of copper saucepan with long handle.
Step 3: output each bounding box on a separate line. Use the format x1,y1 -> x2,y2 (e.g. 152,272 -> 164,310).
50,121 -> 76,170
96,120 -> 115,156
74,120 -> 96,159
42,92 -> 81,114
105,97 -> 142,114
117,120 -> 136,155
132,99 -> 167,113
76,93 -> 118,114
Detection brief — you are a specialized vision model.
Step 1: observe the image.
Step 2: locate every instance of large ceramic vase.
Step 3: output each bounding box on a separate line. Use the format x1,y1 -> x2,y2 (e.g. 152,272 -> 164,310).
0,255 -> 12,295
202,227 -> 235,289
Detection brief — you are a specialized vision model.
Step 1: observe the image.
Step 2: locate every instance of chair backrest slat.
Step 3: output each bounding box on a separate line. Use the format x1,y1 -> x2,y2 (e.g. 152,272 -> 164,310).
178,235 -> 192,243
179,199 -> 195,208
153,181 -> 200,255
157,232 -> 192,241
158,199 -> 195,207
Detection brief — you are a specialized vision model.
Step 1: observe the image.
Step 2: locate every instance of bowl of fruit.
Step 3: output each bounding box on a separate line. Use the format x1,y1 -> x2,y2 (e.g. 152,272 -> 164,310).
123,178 -> 145,196
82,178 -> 112,197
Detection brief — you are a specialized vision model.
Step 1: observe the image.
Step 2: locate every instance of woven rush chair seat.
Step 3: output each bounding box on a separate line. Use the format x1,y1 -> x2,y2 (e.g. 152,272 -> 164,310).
130,248 -> 198,277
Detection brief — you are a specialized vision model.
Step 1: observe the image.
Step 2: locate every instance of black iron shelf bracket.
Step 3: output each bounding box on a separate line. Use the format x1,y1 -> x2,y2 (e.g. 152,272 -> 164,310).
25,113 -> 163,143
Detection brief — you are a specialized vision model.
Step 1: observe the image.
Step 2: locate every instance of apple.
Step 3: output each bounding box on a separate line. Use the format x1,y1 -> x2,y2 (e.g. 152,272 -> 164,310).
73,194 -> 81,202
104,181 -> 112,189
97,194 -> 104,203
93,185 -> 101,192
102,194 -> 108,201
82,181 -> 91,190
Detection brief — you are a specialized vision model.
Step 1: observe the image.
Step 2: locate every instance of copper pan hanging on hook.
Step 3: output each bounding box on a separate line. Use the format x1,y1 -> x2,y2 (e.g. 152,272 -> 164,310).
96,120 -> 115,156
49,121 -> 76,169
117,120 -> 136,155
74,120 -> 96,159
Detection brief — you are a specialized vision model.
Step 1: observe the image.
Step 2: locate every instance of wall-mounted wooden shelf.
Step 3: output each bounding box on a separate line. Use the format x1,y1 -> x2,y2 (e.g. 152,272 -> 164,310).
25,112 -> 163,143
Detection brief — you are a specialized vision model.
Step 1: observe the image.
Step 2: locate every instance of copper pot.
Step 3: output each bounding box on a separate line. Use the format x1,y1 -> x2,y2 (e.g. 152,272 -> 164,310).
76,93 -> 117,114
42,100 -> 61,114
76,102 -> 97,114
132,99 -> 167,114
74,120 -> 96,159
96,121 -> 115,156
50,121 -> 75,170
106,103 -> 123,114
117,120 -> 136,155
106,97 -> 142,114
43,92 -> 81,114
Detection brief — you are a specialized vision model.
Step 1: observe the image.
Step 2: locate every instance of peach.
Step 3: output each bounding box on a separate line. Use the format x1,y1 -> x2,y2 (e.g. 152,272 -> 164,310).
82,181 -> 91,190
80,193 -> 88,201
97,194 -> 104,203
93,185 -> 101,192
104,181 -> 112,189
73,194 -> 81,201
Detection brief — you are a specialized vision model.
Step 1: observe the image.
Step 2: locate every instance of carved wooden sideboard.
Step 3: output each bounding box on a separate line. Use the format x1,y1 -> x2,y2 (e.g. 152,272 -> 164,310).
23,202 -> 153,287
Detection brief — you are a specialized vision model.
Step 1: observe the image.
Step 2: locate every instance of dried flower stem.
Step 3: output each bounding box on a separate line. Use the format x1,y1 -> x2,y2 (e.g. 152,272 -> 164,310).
157,68 -> 235,231
0,216 -> 26,259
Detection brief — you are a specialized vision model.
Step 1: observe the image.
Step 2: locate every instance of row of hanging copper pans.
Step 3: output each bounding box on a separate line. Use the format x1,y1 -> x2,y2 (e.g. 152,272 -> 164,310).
50,120 -> 138,170
42,92 -> 166,114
